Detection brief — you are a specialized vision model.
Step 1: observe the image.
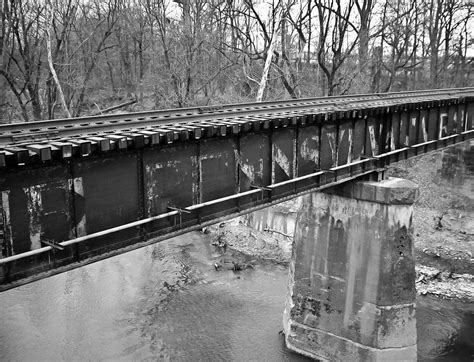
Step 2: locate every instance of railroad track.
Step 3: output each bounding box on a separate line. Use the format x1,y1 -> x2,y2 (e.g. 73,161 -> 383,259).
0,87 -> 473,167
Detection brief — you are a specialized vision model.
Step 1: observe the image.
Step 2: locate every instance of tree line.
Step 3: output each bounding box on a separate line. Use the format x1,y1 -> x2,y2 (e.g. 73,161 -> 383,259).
0,0 -> 472,122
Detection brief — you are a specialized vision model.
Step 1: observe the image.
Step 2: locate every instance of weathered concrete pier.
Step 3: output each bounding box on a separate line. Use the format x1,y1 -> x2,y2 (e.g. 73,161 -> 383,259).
283,177 -> 419,360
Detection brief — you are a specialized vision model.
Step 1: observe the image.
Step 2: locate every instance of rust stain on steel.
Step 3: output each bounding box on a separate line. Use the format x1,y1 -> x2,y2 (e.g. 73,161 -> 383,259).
399,112 -> 409,147
272,129 -> 295,183
73,177 -> 86,237
200,138 -> 237,202
389,122 -> 396,151
235,149 -> 257,184
448,106 -> 457,135
467,103 -> 474,130
456,104 -> 464,134
353,119 -> 366,159
299,131 -> 319,163
25,185 -> 43,250
298,126 -> 319,176
409,112 -> 418,145
143,144 -> 197,217
453,108 -> 458,134
458,106 -> 465,133
1,191 -> 13,257
382,120 -> 391,153
0,165 -> 73,256
366,118 -> 379,157
73,154 -> 139,237
320,124 -> 337,169
22,180 -> 77,251
239,133 -> 269,190
38,179 -> 75,243
272,145 -> 291,179
338,123 -> 353,166
427,108 -> 438,141
419,110 -> 429,142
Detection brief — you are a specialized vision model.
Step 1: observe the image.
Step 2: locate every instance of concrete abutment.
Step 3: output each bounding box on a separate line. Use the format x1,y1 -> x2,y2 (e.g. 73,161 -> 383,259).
283,177 -> 419,361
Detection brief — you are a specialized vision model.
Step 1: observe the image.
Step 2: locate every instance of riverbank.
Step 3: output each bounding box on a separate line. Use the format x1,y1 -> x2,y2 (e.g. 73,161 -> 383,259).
207,219 -> 473,303
389,141 -> 473,302
208,141 -> 474,303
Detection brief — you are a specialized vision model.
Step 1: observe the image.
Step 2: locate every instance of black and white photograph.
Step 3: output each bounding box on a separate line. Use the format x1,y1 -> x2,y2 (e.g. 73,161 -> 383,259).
0,0 -> 473,360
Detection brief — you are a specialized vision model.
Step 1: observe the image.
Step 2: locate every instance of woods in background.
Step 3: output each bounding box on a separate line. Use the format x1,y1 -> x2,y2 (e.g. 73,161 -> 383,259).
0,0 -> 472,122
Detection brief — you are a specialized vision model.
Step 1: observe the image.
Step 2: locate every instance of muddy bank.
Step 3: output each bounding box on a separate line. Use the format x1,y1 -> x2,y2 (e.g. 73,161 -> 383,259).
205,218 -> 291,266
388,142 -> 473,302
208,216 -> 473,303
388,144 -> 473,275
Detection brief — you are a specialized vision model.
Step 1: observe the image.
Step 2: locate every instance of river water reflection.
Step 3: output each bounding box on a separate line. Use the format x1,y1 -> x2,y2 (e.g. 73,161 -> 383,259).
0,142 -> 473,361
0,233 -> 312,361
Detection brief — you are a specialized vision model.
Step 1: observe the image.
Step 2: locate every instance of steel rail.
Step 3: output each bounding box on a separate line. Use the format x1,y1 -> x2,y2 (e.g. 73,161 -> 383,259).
3,87 -> 472,131
1,87 -> 473,145
0,87 -> 472,167
0,97 -> 468,148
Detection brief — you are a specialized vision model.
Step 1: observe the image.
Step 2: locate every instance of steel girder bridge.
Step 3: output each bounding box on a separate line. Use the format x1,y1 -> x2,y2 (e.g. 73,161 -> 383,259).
0,88 -> 473,291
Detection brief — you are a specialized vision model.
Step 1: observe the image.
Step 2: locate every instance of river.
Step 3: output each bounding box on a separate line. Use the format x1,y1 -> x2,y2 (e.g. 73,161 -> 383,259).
0,233 -> 311,361
0,142 -> 473,361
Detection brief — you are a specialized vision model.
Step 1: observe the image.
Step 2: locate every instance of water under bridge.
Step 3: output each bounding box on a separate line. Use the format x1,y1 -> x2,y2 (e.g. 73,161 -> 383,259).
0,87 -> 473,359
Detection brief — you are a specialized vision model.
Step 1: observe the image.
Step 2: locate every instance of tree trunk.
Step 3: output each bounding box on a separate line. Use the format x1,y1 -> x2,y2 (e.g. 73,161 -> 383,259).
429,0 -> 440,87
256,25 -> 280,102
358,15 -> 370,91
45,4 -> 71,119
0,76 -> 7,122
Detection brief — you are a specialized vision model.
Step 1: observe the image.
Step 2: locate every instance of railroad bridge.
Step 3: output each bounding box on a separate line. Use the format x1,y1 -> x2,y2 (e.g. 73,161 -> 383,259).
1,88 -> 473,360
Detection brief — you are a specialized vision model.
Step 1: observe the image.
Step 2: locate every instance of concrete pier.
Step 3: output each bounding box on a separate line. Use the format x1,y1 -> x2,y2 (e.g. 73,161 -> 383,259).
283,177 -> 419,361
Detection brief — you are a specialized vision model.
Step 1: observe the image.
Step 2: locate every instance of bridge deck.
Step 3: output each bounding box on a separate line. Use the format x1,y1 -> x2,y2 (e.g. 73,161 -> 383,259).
0,88 -> 473,290
1,87 -> 473,165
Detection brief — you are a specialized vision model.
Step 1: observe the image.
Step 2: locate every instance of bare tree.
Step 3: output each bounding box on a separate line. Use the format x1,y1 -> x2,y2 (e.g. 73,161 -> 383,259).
0,0 -> 45,121
315,0 -> 359,95
355,0 -> 374,91
0,0 -> 8,121
70,0 -> 119,116
0,0 -> 472,122
256,1 -> 283,101
45,0 -> 73,118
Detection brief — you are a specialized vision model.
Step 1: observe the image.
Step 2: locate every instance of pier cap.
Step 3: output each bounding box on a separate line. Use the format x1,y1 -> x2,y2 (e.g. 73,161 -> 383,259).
326,177 -> 419,205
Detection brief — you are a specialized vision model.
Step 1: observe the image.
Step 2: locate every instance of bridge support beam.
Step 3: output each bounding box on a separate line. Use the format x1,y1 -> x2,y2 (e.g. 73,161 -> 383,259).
283,177 -> 419,361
